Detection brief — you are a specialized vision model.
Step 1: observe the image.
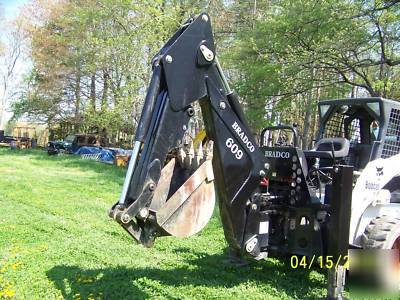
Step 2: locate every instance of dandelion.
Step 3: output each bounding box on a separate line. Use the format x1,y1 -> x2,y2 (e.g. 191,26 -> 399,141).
82,277 -> 94,284
0,284 -> 16,299
11,262 -> 21,270
2,288 -> 15,298
73,293 -> 81,300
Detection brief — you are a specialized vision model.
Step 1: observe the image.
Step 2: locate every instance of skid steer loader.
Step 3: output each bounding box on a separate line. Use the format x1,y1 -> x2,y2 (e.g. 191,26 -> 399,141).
109,13 -> 400,299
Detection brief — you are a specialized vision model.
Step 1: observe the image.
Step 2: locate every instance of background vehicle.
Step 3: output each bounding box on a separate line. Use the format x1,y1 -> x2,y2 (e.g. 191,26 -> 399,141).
109,14 -> 399,299
47,134 -> 99,155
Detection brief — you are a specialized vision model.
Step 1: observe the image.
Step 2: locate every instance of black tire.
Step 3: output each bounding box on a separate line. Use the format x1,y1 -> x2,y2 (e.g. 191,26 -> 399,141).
47,148 -> 59,155
390,190 -> 400,203
362,215 -> 400,250
361,215 -> 400,291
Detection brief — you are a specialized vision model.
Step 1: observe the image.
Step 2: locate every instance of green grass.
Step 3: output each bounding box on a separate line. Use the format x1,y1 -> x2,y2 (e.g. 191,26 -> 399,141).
0,148 -> 328,299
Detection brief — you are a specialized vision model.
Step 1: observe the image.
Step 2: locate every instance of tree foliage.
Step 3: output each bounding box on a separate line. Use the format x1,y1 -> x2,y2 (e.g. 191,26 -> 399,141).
9,0 -> 400,147
227,0 -> 400,146
14,0 -> 230,143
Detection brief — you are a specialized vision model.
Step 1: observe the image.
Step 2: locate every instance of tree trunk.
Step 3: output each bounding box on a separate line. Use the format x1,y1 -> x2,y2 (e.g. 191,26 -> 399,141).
90,74 -> 96,111
308,103 -> 318,148
301,97 -> 313,150
101,70 -> 109,111
307,78 -> 322,149
74,72 -> 81,132
301,68 -> 319,149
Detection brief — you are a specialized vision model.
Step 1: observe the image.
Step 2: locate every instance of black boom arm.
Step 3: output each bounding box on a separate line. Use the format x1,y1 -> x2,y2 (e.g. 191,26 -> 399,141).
110,13 -> 267,254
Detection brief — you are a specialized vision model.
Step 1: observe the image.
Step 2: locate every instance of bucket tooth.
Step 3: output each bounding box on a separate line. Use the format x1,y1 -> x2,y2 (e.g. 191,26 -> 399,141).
184,140 -> 194,169
177,148 -> 186,168
205,140 -> 214,160
193,142 -> 204,169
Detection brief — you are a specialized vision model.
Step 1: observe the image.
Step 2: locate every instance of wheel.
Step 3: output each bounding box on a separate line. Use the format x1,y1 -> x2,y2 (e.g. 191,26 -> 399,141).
363,215 -> 400,250
362,215 -> 400,291
47,148 -> 59,155
390,190 -> 400,203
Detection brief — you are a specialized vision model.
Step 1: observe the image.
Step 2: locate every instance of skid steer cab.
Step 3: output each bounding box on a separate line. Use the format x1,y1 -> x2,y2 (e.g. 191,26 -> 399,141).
262,98 -> 400,250
313,98 -> 400,252
108,13 -> 399,298
263,97 -> 400,293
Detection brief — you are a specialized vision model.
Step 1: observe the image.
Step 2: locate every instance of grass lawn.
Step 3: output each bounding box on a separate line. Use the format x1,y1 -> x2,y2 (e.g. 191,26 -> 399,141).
0,148 -> 329,299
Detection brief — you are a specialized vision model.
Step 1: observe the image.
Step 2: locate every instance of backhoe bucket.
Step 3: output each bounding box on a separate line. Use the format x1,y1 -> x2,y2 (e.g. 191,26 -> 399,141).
152,141 -> 215,238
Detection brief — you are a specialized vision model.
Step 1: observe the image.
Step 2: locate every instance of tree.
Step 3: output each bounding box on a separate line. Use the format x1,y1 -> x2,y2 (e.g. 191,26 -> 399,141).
0,13 -> 27,130
227,0 -> 400,147
13,0 -> 232,143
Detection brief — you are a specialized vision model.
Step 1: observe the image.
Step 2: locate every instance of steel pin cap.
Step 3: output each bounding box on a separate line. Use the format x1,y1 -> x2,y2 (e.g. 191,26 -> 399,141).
165,55 -> 173,63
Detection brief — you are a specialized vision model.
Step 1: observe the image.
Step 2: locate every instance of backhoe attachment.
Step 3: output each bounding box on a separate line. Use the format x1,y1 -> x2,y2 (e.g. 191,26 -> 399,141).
109,13 -> 266,253
108,12 -> 355,299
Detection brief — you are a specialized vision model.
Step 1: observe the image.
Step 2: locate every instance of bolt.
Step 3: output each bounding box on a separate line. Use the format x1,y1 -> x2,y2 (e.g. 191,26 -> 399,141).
183,125 -> 187,131
264,163 -> 270,170
149,183 -> 156,191
165,55 -> 173,63
219,101 -> 226,109
187,107 -> 194,116
334,167 -> 339,173
201,14 -> 208,22
259,170 -> 266,177
251,203 -> 258,211
122,214 -> 130,223
139,208 -> 149,219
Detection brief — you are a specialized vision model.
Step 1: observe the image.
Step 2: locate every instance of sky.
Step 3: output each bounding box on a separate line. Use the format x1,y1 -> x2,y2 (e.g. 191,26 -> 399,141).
0,0 -> 29,130
1,0 -> 28,20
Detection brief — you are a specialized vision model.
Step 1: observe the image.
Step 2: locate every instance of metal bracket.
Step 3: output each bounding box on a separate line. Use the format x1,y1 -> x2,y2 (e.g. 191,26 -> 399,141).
199,44 -> 214,62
